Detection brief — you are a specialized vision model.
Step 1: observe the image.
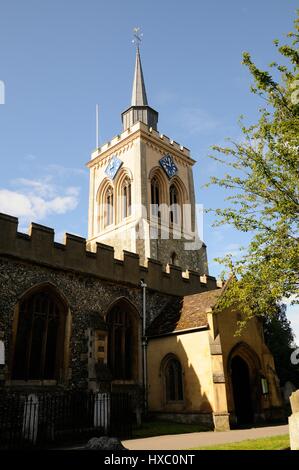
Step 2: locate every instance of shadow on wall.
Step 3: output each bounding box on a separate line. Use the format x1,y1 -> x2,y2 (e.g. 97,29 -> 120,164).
148,333 -> 214,428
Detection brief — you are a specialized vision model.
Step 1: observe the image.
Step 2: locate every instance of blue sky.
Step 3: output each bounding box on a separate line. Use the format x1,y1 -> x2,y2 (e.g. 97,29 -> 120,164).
0,0 -> 298,339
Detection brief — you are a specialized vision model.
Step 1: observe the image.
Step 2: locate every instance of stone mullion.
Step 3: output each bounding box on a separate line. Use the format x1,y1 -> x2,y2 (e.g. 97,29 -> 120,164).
40,296 -> 50,380
25,299 -> 35,381
120,323 -> 126,379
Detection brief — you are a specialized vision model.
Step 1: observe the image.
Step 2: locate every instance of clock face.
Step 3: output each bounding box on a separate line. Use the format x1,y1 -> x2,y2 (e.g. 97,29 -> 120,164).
159,154 -> 178,179
105,156 -> 123,180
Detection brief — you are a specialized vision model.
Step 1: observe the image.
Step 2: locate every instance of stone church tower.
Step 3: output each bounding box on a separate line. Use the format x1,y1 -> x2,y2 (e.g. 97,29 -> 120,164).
87,46 -> 208,273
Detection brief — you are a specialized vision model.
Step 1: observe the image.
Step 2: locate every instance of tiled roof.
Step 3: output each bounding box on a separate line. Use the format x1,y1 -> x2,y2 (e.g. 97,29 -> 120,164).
147,288 -> 223,337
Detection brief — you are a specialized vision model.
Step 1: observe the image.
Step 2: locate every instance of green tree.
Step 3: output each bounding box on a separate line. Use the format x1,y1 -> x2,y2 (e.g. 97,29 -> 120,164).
207,13 -> 299,322
263,304 -> 299,387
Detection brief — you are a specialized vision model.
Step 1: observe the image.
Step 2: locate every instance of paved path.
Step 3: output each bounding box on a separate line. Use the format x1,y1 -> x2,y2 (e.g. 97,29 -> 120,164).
122,424 -> 289,450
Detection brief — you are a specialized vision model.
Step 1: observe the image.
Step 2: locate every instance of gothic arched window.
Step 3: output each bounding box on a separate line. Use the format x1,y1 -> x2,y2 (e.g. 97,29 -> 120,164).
122,177 -> 132,219
164,357 -> 184,402
170,184 -> 179,224
105,186 -> 114,226
107,304 -> 134,380
12,290 -> 66,381
151,177 -> 160,218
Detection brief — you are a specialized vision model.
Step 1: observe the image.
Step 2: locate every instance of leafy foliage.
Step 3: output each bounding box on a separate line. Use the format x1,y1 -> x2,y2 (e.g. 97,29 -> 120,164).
207,12 -> 299,321
263,304 -> 299,387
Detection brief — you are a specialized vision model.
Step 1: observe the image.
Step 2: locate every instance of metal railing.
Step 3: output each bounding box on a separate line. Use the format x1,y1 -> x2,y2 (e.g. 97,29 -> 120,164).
0,390 -> 132,449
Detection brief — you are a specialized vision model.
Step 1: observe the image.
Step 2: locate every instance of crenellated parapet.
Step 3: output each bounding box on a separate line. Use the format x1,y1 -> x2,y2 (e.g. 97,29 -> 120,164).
89,121 -> 192,166
0,213 -> 218,297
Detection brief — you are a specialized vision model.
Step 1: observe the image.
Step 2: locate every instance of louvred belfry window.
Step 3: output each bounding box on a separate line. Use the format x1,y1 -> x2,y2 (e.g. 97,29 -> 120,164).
169,184 -> 179,224
105,186 -> 114,226
122,177 -> 132,219
151,177 -> 160,218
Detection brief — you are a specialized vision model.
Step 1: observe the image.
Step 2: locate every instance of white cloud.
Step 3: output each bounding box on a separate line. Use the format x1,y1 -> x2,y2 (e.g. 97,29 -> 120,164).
44,195 -> 78,214
12,178 -> 56,198
0,190 -> 33,218
65,186 -> 80,196
0,173 -> 80,224
0,189 -> 78,221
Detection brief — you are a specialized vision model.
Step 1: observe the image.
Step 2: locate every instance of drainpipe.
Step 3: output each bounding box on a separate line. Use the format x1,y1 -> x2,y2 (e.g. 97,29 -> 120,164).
140,280 -> 148,416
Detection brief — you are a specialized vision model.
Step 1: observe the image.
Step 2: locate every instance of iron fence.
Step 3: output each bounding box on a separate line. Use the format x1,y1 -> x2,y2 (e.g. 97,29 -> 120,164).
0,390 -> 132,449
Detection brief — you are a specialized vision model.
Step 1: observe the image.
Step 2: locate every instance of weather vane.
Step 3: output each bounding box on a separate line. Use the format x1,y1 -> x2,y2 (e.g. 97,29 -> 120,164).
132,27 -> 143,48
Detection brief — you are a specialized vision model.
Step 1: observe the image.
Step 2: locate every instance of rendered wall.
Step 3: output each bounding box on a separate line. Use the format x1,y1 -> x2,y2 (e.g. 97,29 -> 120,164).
147,330 -> 215,424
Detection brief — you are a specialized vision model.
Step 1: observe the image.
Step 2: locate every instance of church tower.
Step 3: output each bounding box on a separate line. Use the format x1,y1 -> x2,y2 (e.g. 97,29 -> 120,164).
87,43 -> 208,274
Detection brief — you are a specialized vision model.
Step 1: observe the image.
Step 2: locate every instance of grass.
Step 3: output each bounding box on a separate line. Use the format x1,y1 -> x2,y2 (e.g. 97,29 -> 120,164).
192,434 -> 290,450
132,420 -> 211,439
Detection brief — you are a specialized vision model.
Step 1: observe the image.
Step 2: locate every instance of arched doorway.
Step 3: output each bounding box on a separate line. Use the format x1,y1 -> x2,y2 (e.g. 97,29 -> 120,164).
231,355 -> 254,425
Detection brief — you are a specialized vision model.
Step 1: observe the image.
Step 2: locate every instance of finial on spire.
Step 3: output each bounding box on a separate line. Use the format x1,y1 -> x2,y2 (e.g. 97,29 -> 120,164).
132,27 -> 143,48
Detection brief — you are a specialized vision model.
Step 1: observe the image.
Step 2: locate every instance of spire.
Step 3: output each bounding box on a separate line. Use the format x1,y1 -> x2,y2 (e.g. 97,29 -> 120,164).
131,47 -> 148,106
121,28 -> 158,131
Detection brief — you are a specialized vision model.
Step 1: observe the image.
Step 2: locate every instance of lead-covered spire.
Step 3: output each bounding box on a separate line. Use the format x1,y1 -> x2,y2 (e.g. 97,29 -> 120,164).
122,28 -> 158,131
131,46 -> 148,106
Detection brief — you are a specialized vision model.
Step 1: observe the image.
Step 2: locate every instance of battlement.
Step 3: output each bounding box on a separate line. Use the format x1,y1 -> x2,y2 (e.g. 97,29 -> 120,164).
0,213 -> 219,297
147,125 -> 190,158
90,121 -> 191,162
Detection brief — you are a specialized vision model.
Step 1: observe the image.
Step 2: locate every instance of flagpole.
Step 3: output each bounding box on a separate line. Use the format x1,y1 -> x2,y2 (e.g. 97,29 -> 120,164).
96,104 -> 99,149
